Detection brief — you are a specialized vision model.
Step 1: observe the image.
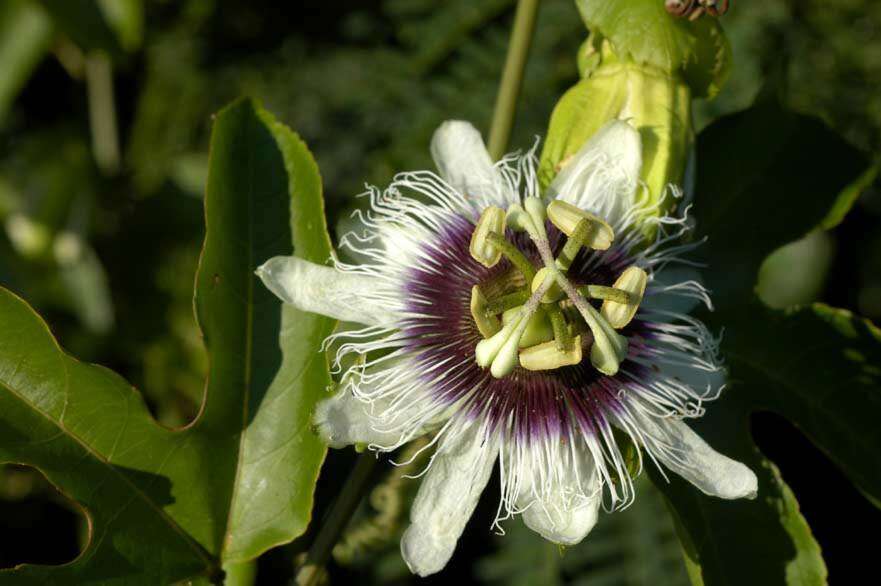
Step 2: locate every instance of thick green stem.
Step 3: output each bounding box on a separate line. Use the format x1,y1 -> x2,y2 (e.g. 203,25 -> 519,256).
294,453 -> 378,586
85,52 -> 120,174
223,560 -> 257,586
487,0 -> 540,160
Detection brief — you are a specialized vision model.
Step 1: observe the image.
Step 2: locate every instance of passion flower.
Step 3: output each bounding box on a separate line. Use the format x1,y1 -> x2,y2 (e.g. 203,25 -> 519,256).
257,119 -> 756,577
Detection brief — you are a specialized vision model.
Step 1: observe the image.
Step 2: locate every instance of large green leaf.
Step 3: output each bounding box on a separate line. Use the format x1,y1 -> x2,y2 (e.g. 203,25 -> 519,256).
0,98 -> 333,582
652,99 -> 875,585
0,0 -> 52,123
0,288 -> 213,583
692,97 -> 867,309
217,105 -> 335,563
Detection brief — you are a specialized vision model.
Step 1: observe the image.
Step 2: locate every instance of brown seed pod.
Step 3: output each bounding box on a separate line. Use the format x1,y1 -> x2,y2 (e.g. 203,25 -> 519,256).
705,0 -> 730,17
667,0 -> 730,20
665,0 -> 697,18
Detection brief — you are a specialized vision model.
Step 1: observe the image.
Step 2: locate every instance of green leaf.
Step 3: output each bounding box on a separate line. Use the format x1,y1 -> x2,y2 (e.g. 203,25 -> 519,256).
217,104 -> 335,563
0,98 -> 333,582
658,302 -> 881,585
728,303 -> 881,505
693,98 -> 868,310
653,99 -> 876,585
574,0 -> 730,97
0,0 -> 53,123
653,388 -> 828,586
0,287 -> 215,583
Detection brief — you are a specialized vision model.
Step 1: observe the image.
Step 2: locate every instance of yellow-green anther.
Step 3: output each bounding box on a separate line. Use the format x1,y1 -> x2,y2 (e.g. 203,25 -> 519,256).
578,284 -> 633,304
470,285 -> 502,338
524,197 -> 547,222
484,231 -> 536,282
484,289 -> 531,316
547,200 -> 614,250
546,304 -> 572,351
506,203 -> 534,232
519,336 -> 583,371
531,267 -> 564,303
524,197 -> 550,242
490,312 -> 533,378
601,266 -> 647,329
579,301 -> 628,375
475,313 -> 524,368
470,206 -> 507,267
502,306 -> 554,348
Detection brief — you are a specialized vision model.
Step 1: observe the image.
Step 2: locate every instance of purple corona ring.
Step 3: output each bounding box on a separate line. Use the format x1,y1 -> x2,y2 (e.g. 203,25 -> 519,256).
257,120 -> 757,577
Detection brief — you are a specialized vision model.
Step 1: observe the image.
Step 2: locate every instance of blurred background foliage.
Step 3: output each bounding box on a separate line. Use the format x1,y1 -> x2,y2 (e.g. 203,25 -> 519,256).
0,0 -> 879,583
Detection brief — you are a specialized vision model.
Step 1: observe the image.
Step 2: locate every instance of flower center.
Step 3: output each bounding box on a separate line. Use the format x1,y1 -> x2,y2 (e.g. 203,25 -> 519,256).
468,198 -> 646,379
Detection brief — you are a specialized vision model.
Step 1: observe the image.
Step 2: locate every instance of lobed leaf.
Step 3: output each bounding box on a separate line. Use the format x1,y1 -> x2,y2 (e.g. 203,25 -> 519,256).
0,98 -> 334,582
653,99 -> 876,585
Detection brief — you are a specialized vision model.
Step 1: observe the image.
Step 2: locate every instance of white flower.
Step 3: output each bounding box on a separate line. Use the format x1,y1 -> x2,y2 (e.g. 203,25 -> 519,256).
257,119 -> 757,577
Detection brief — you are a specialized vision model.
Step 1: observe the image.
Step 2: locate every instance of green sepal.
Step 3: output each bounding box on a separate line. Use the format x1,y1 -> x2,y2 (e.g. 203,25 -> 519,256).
574,0 -> 731,99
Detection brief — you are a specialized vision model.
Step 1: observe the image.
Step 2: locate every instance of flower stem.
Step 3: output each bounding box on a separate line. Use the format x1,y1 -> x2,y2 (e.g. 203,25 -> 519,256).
294,453 -> 378,586
85,52 -> 120,175
223,560 -> 257,586
487,0 -> 540,160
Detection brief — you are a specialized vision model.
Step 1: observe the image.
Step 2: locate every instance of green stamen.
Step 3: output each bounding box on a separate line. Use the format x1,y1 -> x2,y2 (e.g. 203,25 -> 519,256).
484,289 -> 530,316
578,284 -> 633,305
556,218 -> 591,272
485,231 -> 536,282
546,304 -> 572,351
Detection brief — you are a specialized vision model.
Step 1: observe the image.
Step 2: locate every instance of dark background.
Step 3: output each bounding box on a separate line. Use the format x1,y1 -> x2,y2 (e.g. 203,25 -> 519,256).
1,0 -> 880,584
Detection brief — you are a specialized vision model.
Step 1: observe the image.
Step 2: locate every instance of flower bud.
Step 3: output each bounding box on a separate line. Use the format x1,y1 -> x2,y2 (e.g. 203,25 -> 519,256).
540,1 -> 731,228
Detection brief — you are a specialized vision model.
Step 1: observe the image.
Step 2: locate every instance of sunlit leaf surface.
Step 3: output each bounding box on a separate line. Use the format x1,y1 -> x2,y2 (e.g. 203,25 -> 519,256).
0,99 -> 333,582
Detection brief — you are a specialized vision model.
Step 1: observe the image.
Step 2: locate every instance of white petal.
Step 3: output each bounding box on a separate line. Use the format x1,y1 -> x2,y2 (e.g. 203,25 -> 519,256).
519,450 -> 602,546
547,119 -> 642,227
638,412 -> 757,500
316,356 -> 447,449
256,256 -> 395,326
643,266 -> 705,315
315,389 -> 400,449
401,421 -> 499,576
430,120 -> 515,209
